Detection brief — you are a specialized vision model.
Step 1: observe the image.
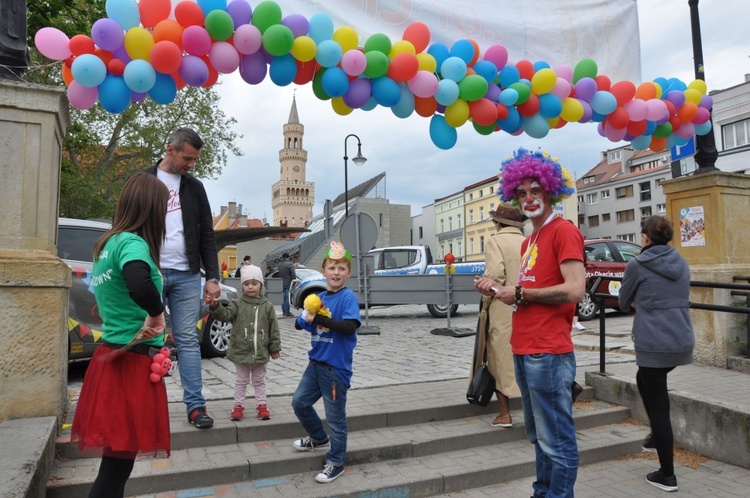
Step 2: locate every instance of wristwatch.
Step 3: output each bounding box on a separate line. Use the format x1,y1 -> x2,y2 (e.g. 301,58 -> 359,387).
207,278 -> 220,284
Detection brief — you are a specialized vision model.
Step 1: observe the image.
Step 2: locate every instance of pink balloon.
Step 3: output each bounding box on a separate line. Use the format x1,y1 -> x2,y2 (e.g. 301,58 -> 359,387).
693,106 -> 710,125
551,77 -> 571,100
233,24 -> 262,55
341,49 -> 366,76
605,121 -> 628,142
676,122 -> 695,140
624,99 -> 647,121
483,44 -> 508,69
645,99 -> 668,122
35,27 -> 72,60
182,26 -> 211,56
554,64 -> 573,83
67,80 -> 98,110
407,70 -> 439,98
209,41 -> 240,73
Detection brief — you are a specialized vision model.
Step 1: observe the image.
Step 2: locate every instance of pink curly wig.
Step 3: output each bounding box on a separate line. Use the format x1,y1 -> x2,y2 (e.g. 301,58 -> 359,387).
498,148 -> 575,205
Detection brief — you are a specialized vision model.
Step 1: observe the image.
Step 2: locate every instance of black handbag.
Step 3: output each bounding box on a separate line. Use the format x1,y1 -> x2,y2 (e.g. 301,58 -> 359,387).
467,299 -> 496,406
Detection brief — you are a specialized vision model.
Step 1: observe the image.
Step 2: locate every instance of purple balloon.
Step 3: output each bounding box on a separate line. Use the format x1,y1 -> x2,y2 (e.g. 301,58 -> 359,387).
699,94 -> 713,109
574,77 -> 597,102
579,99 -> 593,122
239,52 -> 267,85
343,78 -> 372,108
664,90 -> 685,108
282,14 -> 310,37
484,84 -> 500,102
91,18 -> 124,51
226,0 -> 253,29
131,90 -> 148,103
179,55 -> 209,87
112,45 -> 132,64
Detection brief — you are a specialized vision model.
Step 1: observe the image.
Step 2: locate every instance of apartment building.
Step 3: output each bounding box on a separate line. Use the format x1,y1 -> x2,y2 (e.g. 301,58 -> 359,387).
464,176 -> 500,262
433,191 -> 464,262
576,146 -> 671,241
712,74 -> 750,173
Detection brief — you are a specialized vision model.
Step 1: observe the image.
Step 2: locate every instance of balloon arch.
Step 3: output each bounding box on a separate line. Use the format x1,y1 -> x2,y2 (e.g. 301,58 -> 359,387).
35,0 -> 712,151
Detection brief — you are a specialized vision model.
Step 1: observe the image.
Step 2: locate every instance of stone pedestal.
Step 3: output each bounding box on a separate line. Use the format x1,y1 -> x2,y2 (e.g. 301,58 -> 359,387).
0,79 -> 70,424
662,172 -> 750,367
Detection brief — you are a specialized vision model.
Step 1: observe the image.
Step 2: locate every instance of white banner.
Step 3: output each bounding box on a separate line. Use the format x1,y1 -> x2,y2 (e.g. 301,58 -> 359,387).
278,0 -> 641,82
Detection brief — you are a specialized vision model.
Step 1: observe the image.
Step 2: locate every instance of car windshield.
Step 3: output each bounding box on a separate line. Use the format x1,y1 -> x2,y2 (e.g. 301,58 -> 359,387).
57,226 -> 105,262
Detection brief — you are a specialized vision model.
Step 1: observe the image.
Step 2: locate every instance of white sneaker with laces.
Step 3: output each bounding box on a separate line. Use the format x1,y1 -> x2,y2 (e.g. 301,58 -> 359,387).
315,464 -> 345,483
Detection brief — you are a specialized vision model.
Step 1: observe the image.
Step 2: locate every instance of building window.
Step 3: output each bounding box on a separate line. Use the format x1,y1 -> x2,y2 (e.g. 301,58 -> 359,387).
489,202 -> 495,213
641,206 -> 652,218
479,189 -> 483,197
479,206 -> 484,220
457,214 -> 462,228
440,219 -> 444,232
469,193 -> 473,200
602,213 -> 611,222
419,227 -> 423,238
722,118 -> 749,150
608,150 -> 622,162
469,238 -> 475,254
578,214 -> 585,228
639,181 -> 651,201
469,209 -> 474,223
479,235 -> 485,253
616,209 -> 635,223
616,185 -> 634,199
578,195 -> 584,203
601,189 -> 610,199
448,216 -> 453,230
657,203 -> 667,213
586,193 -> 598,205
457,241 -> 462,257
490,186 -> 494,194
588,215 -> 600,227
617,233 -> 636,242
656,178 -> 665,188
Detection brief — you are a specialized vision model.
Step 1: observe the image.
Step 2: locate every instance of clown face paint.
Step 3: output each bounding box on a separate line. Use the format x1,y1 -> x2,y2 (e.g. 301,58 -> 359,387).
517,181 -> 547,218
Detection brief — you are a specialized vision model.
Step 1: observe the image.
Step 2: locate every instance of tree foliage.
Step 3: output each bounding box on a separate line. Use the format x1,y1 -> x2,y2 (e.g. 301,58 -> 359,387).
25,0 -> 243,219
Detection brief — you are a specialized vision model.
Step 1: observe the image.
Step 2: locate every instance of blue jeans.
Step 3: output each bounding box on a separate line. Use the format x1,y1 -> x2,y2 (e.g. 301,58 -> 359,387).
162,269 -> 205,414
514,352 -> 578,498
291,362 -> 348,467
282,284 -> 291,315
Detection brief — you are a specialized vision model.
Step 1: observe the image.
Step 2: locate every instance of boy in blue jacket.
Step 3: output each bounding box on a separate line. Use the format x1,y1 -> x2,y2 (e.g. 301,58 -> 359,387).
291,241 -> 361,483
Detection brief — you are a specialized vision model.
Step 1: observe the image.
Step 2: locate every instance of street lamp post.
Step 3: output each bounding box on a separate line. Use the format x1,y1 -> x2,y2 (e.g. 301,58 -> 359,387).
343,134 -> 367,217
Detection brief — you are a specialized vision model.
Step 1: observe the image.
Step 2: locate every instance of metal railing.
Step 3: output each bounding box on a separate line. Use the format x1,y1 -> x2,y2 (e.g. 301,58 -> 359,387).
590,275 -> 750,373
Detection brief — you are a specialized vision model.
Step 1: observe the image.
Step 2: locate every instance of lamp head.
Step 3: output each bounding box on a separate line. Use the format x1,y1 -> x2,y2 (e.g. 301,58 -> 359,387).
353,143 -> 367,166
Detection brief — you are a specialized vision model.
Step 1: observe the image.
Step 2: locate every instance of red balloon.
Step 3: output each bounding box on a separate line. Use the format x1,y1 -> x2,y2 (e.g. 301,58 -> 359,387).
554,117 -> 568,129
469,98 -> 498,126
69,35 -> 95,56
171,71 -> 187,90
94,48 -> 113,67
515,60 -> 534,81
139,0 -> 172,28
108,58 -> 126,76
201,55 -> 219,87
668,114 -> 682,131
610,81 -> 636,106
175,1 -> 205,28
516,93 -> 540,117
595,75 -> 611,91
663,100 -> 676,116
496,103 -> 509,120
402,22 -> 430,53
150,41 -> 182,74
650,136 -> 667,152
607,107 -> 629,129
387,52 -> 419,82
414,96 -> 438,117
294,60 -> 318,85
627,119 -> 648,136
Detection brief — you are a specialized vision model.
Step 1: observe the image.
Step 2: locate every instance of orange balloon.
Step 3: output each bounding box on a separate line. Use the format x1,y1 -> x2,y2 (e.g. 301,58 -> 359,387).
469,98 -> 498,126
635,82 -> 657,100
61,63 -> 73,85
153,19 -> 184,46
650,136 -> 667,152
414,96 -> 438,117
94,48 -> 113,67
467,39 -> 480,66
677,102 -> 699,122
171,71 -> 187,90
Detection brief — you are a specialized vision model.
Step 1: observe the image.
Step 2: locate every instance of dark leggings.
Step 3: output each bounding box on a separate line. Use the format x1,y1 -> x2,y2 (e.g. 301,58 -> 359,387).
88,449 -> 137,498
636,366 -> 675,476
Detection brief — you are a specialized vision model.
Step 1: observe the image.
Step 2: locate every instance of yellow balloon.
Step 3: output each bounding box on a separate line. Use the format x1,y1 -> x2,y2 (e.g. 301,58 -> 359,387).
652,82 -> 663,100
560,97 -> 584,122
444,98 -> 470,127
291,35 -> 317,62
332,26 -> 359,53
416,52 -> 437,73
683,88 -> 702,105
530,68 -> 556,95
390,40 -> 416,59
547,116 -> 560,128
688,79 -> 707,95
124,27 -> 154,61
331,97 -> 353,116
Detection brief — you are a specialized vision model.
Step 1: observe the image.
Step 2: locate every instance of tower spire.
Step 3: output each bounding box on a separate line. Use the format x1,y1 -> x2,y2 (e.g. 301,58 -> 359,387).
288,92 -> 299,125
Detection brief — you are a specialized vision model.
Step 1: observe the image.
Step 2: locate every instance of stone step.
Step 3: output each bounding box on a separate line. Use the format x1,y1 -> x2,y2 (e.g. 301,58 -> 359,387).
47,398 -> 629,498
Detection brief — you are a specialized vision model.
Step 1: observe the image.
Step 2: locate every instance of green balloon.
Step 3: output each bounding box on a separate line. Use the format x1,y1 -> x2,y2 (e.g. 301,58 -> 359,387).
472,121 -> 496,135
252,0 -> 283,34
262,24 -> 294,56
364,33 -> 392,55
653,122 -> 673,138
363,51 -> 389,79
312,68 -> 331,101
458,75 -> 489,102
572,58 -> 598,83
204,10 -> 234,41
509,82 -> 531,104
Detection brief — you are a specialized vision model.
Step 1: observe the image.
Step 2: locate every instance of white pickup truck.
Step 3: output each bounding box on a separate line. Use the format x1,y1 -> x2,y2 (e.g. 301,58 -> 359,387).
290,245 -> 486,317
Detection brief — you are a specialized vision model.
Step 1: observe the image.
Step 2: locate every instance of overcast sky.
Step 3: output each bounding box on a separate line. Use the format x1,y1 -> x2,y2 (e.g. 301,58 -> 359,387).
202,0 -> 750,221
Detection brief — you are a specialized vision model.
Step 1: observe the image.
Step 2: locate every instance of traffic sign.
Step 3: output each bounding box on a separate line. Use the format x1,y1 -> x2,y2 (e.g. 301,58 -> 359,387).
671,137 -> 696,161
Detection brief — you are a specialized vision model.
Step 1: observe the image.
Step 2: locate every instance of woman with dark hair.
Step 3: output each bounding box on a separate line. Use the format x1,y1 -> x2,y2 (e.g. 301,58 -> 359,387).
619,215 -> 695,492
72,172 -> 171,498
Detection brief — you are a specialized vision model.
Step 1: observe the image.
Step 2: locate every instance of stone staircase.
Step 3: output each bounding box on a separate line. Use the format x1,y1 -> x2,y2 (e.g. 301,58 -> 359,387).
47,379 -> 649,497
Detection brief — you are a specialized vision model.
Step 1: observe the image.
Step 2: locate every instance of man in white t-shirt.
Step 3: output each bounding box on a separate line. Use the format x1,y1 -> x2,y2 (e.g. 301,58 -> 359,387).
146,128 -> 221,429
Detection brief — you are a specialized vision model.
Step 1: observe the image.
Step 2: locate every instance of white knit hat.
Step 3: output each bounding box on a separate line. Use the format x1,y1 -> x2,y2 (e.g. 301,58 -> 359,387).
240,264 -> 264,286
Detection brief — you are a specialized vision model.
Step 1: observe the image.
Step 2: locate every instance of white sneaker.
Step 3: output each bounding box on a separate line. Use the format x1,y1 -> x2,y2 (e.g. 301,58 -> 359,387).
315,464 -> 345,483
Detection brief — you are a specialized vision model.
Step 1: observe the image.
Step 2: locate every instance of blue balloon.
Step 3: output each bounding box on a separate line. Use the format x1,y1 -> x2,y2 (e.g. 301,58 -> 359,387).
372,77 -> 401,107
590,110 -> 606,122
499,65 -> 520,88
498,88 -> 519,106
449,39 -> 475,64
522,114 -> 550,138
497,106 -> 521,133
434,79 -> 459,106
472,60 -> 498,84
391,84 -> 415,119
426,42 -> 450,70
440,56 -> 467,82
98,74 -> 131,114
315,39 -> 343,68
269,54 -> 297,86
590,91 -> 617,115
695,121 -> 712,136
105,0 -> 140,30
149,73 -> 177,104
308,13 -> 334,43
429,114 -> 457,149
197,0 -> 227,16
321,66 -> 349,97
630,134 -> 651,150
533,60 -> 551,71
361,96 -> 378,111
123,59 -> 156,93
644,120 -> 657,135
71,54 -> 107,88
538,93 -> 562,119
